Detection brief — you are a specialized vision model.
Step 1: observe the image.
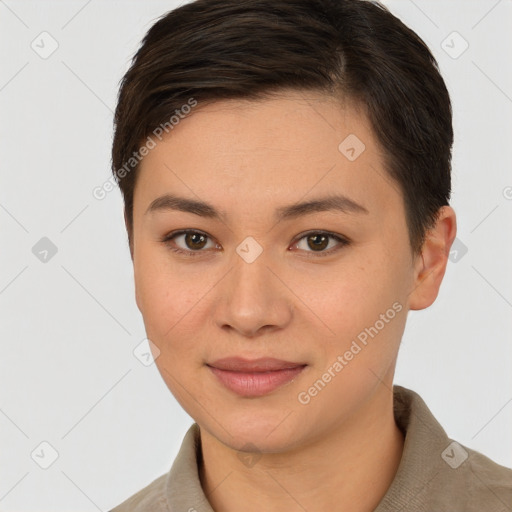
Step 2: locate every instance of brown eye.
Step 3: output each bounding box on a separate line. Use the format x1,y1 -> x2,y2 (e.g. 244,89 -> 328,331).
306,233 -> 329,251
293,231 -> 349,256
162,229 -> 217,256
183,232 -> 208,250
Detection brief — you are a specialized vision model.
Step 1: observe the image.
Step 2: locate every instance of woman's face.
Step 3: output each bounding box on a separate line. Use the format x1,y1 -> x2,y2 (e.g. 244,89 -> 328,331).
131,91 -> 419,452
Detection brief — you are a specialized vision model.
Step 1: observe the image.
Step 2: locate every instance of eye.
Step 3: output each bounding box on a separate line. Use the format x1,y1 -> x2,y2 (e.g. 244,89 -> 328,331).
162,229 -> 219,257
291,231 -> 350,257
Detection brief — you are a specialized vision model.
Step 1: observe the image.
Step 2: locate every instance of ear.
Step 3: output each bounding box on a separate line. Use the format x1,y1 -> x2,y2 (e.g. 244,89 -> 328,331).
409,205 -> 457,310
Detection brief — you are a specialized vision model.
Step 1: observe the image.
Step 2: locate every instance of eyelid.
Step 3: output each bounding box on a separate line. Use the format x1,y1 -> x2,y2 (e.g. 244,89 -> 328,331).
161,229 -> 350,257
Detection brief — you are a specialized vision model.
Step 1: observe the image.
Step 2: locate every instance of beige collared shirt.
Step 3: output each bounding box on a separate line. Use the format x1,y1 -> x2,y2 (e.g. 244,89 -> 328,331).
110,385 -> 512,511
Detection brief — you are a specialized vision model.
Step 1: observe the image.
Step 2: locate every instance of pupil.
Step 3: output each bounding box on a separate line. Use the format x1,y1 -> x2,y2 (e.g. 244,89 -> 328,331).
187,233 -> 206,249
309,234 -> 328,251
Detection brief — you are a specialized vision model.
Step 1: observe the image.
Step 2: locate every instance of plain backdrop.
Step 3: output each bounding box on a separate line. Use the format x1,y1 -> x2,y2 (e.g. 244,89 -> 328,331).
1,1 -> 511,510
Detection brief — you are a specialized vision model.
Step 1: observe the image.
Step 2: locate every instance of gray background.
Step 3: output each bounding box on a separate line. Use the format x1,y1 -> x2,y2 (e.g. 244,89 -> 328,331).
1,0 -> 511,510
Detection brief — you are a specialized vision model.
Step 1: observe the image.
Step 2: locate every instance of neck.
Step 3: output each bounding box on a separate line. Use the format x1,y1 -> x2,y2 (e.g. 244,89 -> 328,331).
198,385 -> 404,512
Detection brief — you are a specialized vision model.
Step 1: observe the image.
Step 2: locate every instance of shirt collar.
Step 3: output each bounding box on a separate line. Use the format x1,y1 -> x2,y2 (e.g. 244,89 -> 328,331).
165,385 -> 451,512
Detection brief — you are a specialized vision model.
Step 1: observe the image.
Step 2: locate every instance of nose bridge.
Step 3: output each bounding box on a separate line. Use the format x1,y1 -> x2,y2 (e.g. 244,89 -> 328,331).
216,243 -> 292,336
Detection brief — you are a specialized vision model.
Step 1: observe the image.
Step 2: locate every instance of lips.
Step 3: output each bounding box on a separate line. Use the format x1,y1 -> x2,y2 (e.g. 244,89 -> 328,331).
206,357 -> 308,397
207,357 -> 306,372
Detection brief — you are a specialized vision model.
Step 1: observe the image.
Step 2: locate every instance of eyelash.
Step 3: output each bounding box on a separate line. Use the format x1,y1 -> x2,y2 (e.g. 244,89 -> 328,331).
161,229 -> 350,258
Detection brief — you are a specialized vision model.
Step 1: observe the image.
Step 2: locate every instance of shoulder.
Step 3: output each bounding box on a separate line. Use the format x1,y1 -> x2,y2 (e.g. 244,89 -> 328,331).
463,445 -> 512,508
384,386 -> 512,511
410,442 -> 512,511
108,473 -> 169,512
108,422 -> 202,512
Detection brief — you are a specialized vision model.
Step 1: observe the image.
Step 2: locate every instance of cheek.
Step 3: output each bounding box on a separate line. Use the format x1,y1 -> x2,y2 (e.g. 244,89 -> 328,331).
136,262 -> 205,399
294,257 -> 382,327
296,248 -> 407,358
134,246 -> 180,334
134,246 -> 214,353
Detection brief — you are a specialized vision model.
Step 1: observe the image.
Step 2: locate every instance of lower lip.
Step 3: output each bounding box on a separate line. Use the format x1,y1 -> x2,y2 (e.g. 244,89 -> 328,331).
208,365 -> 306,397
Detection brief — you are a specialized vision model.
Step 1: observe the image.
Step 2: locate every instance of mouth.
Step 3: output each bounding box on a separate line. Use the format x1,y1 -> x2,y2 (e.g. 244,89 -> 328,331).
206,357 -> 307,397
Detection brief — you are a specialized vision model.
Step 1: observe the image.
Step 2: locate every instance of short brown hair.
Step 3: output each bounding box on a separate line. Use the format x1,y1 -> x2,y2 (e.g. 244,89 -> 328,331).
111,0 -> 453,256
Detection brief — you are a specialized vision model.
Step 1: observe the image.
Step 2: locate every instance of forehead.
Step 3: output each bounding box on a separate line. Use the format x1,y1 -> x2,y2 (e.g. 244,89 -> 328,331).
133,91 -> 402,223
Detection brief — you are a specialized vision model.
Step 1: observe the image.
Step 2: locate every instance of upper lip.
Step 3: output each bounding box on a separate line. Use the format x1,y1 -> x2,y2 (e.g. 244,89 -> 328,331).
207,357 -> 307,372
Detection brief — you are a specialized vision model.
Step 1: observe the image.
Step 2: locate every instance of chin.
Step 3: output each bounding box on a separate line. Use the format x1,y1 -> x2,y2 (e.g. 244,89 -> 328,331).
203,409 -> 305,453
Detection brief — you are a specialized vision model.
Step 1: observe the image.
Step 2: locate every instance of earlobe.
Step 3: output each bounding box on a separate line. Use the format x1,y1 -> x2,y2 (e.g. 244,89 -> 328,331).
408,206 -> 457,311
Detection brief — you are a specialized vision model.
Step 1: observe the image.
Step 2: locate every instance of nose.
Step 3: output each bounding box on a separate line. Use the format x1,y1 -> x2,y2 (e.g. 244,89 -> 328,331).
214,249 -> 293,338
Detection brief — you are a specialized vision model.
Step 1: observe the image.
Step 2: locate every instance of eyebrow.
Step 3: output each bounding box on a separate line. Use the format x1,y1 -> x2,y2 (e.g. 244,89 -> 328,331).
145,193 -> 369,221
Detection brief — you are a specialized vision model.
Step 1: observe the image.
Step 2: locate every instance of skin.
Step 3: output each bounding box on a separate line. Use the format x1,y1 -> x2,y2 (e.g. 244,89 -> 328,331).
128,90 -> 457,512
